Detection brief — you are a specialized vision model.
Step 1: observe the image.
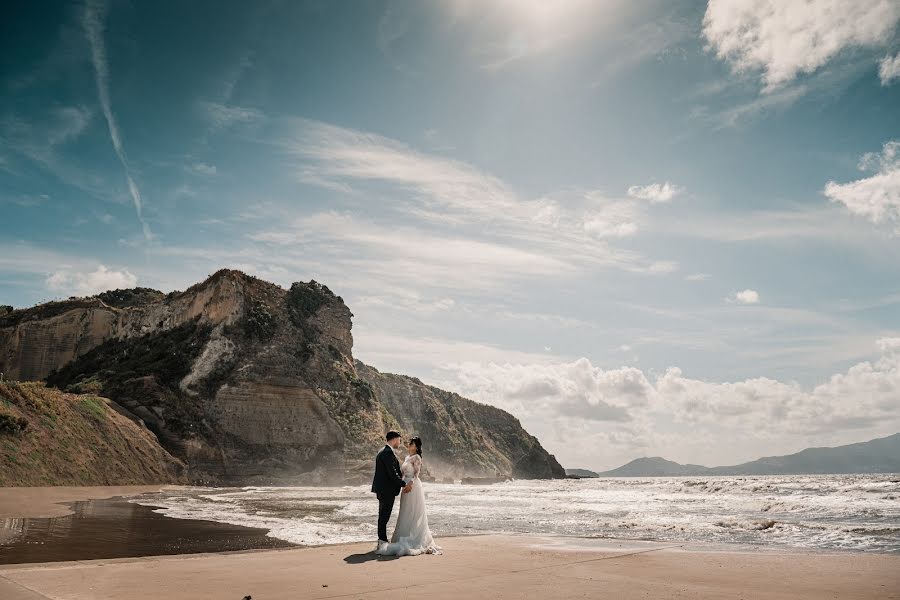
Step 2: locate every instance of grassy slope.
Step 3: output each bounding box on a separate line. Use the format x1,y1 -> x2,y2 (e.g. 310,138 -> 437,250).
0,381 -> 187,486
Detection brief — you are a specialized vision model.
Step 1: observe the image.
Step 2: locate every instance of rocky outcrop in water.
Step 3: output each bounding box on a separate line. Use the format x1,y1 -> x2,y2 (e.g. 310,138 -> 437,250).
0,269 -> 564,484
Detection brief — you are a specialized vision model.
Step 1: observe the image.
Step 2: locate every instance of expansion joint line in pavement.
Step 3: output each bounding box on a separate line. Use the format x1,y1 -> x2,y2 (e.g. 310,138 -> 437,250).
322,544 -> 686,599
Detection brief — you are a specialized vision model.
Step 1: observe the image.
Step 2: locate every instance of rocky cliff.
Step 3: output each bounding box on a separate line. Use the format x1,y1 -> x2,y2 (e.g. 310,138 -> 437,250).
0,381 -> 187,486
356,362 -> 565,479
0,269 -> 564,484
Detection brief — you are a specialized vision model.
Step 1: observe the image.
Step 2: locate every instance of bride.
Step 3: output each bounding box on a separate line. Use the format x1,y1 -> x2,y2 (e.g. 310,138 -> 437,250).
376,436 -> 442,556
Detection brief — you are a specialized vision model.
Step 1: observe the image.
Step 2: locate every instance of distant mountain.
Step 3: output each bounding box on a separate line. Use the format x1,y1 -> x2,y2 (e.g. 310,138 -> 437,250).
596,433 -> 900,477
598,457 -> 711,477
708,433 -> 900,476
565,468 -> 599,478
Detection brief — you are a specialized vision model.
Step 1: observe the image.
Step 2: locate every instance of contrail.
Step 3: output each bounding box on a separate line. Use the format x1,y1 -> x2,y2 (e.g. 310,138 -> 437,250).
83,0 -> 152,241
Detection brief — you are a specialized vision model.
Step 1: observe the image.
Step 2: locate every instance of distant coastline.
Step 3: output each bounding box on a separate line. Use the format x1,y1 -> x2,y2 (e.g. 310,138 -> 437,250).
567,432 -> 900,477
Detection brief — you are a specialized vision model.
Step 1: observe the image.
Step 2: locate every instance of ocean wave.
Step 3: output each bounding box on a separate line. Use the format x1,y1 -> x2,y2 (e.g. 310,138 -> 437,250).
129,474 -> 900,553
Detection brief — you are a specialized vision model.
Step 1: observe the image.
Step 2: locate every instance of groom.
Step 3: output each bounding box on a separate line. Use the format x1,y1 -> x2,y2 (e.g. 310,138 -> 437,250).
371,431 -> 412,548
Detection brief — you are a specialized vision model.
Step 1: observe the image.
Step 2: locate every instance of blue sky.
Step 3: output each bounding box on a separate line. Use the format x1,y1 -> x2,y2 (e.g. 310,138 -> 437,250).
3,0 -> 900,469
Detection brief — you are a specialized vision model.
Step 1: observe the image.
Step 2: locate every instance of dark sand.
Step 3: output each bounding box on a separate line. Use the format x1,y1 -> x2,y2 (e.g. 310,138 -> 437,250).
0,496 -> 293,564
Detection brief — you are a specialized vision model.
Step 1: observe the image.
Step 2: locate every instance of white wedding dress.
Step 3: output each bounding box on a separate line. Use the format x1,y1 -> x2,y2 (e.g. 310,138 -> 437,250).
377,453 -> 442,556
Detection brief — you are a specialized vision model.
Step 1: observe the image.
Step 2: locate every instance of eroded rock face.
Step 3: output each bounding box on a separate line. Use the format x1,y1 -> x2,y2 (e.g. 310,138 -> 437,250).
0,302 -> 120,381
209,380 -> 345,482
0,273 -> 247,382
356,362 -> 566,480
0,269 -> 563,484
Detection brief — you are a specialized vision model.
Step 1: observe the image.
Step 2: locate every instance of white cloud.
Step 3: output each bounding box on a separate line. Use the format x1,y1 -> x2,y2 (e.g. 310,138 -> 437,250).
492,309 -> 593,329
187,162 -> 217,176
879,52 -> 900,85
83,0 -> 152,241
172,184 -> 198,200
655,204 -> 885,248
45,265 -> 137,297
685,273 -> 710,282
582,207 -> 638,238
1,194 -> 49,208
249,211 -> 572,292
354,328 -> 554,377
703,0 -> 900,89
825,140 -> 900,230
444,358 -> 647,423
437,339 -> 900,468
0,107 -> 94,186
711,83 -> 808,128
286,118 -> 518,220
199,101 -> 263,132
47,106 -> 92,147
354,292 -> 455,316
277,119 -> 676,276
731,289 -> 760,304
876,337 -> 900,352
626,182 -> 682,203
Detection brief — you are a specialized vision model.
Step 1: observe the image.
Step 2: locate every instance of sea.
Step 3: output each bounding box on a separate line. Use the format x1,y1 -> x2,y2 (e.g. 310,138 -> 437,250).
128,474 -> 900,553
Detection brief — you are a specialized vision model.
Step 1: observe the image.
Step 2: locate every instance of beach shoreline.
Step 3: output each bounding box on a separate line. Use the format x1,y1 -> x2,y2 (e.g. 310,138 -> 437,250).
1,534 -> 898,600
4,481 -> 900,557
0,485 -> 188,519
1,487 -> 898,598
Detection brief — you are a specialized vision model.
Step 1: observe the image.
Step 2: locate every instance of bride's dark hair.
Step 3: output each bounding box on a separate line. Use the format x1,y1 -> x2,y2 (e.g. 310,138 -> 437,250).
409,436 -> 422,456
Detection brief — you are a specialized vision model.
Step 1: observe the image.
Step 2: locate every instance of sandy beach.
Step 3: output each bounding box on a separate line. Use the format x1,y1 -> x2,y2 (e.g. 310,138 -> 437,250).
1,486 -> 898,599
0,534 -> 897,600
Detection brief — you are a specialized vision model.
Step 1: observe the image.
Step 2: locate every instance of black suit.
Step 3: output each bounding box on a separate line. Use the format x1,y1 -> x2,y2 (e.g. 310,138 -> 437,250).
371,444 -> 406,542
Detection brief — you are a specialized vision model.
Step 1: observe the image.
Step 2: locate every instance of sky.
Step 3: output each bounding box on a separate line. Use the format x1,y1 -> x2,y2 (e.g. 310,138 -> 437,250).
2,0 -> 900,471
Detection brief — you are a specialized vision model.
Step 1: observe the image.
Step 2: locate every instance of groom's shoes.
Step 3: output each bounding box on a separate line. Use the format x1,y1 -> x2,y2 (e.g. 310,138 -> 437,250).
375,540 -> 387,554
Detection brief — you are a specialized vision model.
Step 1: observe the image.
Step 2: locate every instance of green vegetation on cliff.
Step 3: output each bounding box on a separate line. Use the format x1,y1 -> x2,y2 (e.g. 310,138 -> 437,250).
96,287 -> 166,308
46,320 -> 214,443
0,381 -> 186,486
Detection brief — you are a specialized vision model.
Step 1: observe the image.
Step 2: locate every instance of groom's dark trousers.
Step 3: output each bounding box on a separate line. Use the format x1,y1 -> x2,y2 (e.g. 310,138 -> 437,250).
372,444 -> 406,542
376,494 -> 395,542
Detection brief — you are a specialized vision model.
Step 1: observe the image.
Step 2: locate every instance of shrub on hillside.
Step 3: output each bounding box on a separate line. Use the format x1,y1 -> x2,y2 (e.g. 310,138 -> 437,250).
0,411 -> 28,433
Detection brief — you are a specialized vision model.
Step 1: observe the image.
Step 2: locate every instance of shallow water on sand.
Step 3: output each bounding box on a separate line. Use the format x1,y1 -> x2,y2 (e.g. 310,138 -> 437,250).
128,474 -> 900,553
0,497 -> 293,564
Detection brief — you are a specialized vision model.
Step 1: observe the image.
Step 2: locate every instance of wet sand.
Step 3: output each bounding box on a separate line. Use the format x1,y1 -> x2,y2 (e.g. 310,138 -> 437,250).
1,535 -> 898,600
0,485 -> 184,519
0,497 -> 293,564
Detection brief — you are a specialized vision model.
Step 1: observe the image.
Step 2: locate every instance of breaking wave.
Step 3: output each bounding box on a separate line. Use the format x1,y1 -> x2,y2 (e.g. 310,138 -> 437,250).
130,474 -> 900,553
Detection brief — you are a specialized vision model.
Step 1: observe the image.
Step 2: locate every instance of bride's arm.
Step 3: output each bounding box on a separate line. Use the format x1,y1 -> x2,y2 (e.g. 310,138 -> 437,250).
411,454 -> 422,479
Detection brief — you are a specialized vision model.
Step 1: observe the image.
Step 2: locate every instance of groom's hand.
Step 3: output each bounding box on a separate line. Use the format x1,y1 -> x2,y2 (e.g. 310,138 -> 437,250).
402,483 -> 412,494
